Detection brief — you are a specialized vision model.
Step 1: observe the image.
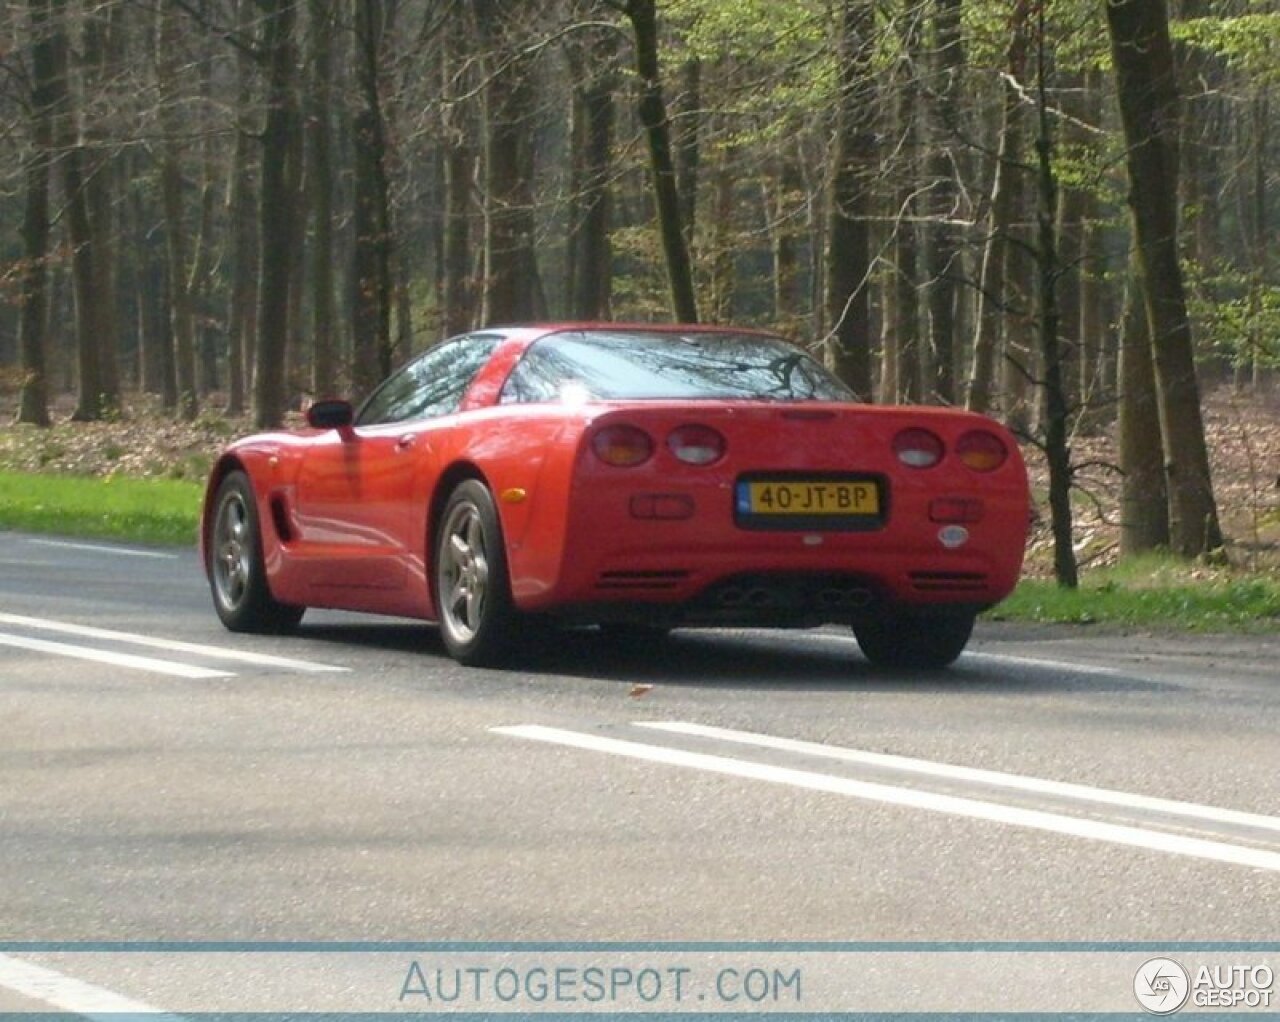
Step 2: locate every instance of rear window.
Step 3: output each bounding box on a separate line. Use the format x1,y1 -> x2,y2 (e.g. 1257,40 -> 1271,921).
499,330 -> 852,404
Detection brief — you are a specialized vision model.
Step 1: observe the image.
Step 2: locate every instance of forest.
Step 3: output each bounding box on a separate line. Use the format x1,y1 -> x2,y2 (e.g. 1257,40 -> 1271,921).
1,0 -> 1276,578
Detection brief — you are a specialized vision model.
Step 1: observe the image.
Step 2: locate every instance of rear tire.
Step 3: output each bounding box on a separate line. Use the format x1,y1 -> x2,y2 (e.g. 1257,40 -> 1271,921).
434,480 -> 517,667
208,470 -> 305,634
852,610 -> 975,670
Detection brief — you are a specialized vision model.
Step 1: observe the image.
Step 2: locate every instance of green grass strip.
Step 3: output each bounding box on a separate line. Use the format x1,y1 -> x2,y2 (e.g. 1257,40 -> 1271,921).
0,470 -> 203,547
992,571 -> 1280,631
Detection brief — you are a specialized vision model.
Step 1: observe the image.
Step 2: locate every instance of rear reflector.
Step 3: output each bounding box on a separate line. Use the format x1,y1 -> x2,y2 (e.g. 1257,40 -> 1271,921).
592,424 -> 654,467
630,494 -> 695,520
667,424 -> 726,465
929,497 -> 984,523
893,428 -> 944,468
956,430 -> 1008,471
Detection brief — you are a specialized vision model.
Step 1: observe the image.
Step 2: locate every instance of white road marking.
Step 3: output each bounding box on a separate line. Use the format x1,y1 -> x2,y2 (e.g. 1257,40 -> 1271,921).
798,633 -> 1126,677
962,651 -> 1125,677
493,724 -> 1280,873
0,612 -> 348,673
637,722 -> 1280,834
25,538 -> 180,560
0,633 -> 232,679
0,953 -> 182,1020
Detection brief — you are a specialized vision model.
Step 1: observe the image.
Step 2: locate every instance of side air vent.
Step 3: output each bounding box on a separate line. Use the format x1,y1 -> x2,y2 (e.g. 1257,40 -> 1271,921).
908,571 -> 988,592
595,570 -> 690,591
269,495 -> 295,543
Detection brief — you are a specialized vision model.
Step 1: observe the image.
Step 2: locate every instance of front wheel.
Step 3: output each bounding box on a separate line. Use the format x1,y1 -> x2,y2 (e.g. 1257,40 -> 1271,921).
434,480 -> 517,667
208,470 -> 305,634
852,610 -> 975,670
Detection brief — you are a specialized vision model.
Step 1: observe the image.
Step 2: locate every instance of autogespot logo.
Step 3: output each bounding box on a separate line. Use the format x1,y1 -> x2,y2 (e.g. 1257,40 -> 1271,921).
1135,958 -> 1191,1015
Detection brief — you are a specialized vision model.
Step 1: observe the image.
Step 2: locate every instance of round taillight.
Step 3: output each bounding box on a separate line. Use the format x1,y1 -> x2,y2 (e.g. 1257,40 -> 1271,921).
667,424 -> 726,465
893,427 -> 944,468
956,430 -> 1008,472
592,424 -> 654,467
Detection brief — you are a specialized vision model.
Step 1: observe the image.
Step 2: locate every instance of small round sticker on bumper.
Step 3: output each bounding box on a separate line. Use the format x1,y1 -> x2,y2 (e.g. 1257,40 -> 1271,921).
938,525 -> 969,549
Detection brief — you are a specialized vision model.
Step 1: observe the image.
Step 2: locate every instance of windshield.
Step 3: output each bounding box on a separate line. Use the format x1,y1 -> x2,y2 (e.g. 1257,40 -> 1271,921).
499,330 -> 853,404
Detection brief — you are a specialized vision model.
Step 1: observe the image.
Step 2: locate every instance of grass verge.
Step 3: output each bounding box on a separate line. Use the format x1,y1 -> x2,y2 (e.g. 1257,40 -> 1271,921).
0,470 -> 202,547
990,554 -> 1280,631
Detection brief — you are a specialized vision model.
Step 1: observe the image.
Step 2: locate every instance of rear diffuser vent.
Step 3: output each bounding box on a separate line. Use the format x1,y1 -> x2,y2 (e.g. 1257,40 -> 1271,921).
595,570 -> 690,592
908,571 -> 988,592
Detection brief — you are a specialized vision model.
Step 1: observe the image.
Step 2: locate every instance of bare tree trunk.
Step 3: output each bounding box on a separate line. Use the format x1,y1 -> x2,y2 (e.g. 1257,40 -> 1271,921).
567,20 -> 617,320
306,0 -> 337,396
156,2 -> 198,421
708,136 -> 736,323
82,2 -> 120,411
48,0 -> 103,422
350,0 -> 394,392
1032,15 -> 1077,588
441,2 -> 476,337
476,0 -> 544,325
884,8 -> 923,404
252,0 -> 300,428
967,0 -> 1030,415
1105,0 -> 1223,556
1118,254 -> 1170,554
625,0 -> 698,322
1077,69 -> 1109,422
923,0 -> 964,404
824,0 -> 876,399
17,0 -> 56,427
768,155 -> 803,335
225,0 -> 258,415
674,57 -> 700,250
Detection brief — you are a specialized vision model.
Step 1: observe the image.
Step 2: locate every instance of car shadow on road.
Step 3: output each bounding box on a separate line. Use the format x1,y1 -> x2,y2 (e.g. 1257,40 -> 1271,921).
295,619 -> 1173,695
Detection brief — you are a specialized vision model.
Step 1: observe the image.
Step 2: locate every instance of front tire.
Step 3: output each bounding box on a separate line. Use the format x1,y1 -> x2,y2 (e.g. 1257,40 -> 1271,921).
852,610 -> 975,670
208,470 -> 304,634
434,480 -> 517,667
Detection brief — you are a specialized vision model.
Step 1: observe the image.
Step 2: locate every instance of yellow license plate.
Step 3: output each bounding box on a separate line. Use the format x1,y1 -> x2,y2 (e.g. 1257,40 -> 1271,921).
743,480 -> 879,515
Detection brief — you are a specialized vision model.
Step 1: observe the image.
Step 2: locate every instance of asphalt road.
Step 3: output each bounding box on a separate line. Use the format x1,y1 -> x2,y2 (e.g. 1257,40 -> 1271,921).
2,528 -> 1279,1010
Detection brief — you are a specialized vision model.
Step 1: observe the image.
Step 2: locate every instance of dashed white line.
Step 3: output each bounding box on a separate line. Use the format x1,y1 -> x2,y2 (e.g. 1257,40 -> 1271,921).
0,632 -> 232,679
636,722 -> 1280,834
24,538 -> 180,560
0,953 -> 182,1020
493,724 -> 1280,873
0,612 -> 348,673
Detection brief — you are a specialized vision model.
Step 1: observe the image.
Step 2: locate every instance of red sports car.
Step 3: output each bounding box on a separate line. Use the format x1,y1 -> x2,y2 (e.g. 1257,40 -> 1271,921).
201,324 -> 1029,669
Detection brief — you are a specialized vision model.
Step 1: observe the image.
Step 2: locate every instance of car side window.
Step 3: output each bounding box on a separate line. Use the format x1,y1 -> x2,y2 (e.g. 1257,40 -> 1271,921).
499,333 -> 582,404
357,335 -> 500,426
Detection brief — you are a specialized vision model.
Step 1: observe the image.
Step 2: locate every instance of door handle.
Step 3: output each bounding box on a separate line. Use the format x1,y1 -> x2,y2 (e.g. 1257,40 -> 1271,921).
396,435 -> 416,450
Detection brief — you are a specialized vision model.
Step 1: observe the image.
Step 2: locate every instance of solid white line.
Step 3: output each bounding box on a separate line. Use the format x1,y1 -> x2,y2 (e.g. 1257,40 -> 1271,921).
493,725 -> 1280,873
25,538 -> 180,560
0,612 -> 348,673
961,651 -> 1124,677
799,633 -> 1126,677
0,953 -> 183,1020
0,632 -> 232,680
636,722 -> 1280,835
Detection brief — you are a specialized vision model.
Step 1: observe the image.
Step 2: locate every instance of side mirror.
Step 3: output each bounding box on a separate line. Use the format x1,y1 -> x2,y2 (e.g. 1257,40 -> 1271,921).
306,399 -> 355,430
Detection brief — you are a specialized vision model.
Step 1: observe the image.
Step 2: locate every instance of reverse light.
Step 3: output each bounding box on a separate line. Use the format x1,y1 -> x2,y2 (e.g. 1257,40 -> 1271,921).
592,424 -> 654,467
667,424 -> 726,465
630,494 -> 695,520
956,430 -> 1008,472
893,428 -> 944,469
929,497 -> 984,523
